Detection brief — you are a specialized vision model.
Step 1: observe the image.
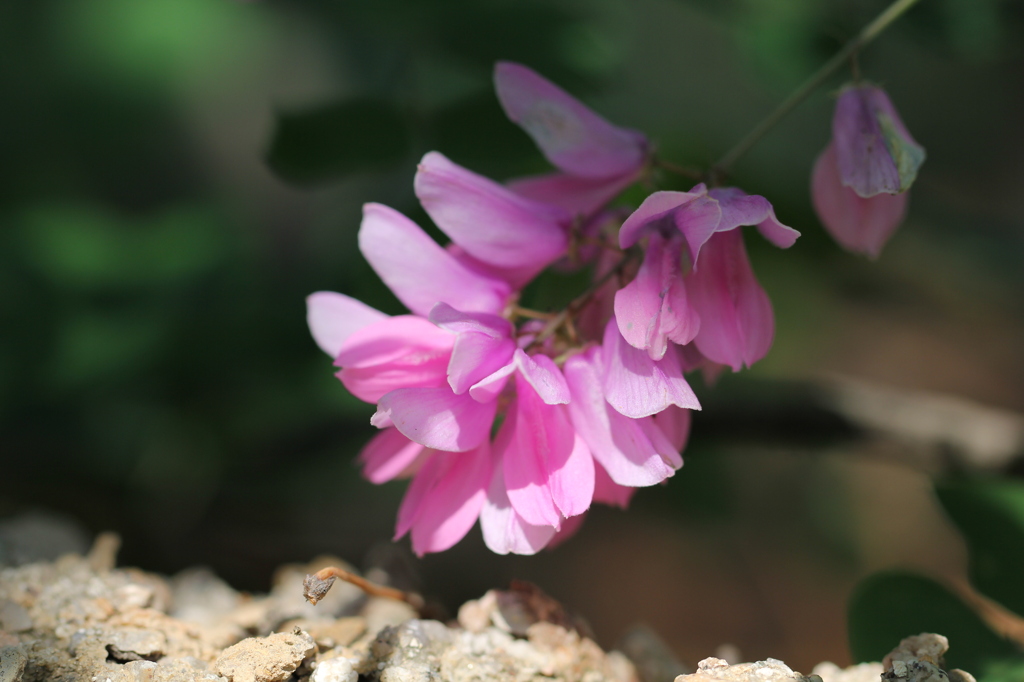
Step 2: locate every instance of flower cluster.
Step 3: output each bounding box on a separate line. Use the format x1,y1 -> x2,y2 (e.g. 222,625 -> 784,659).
308,62 -> 800,556
811,83 -> 925,258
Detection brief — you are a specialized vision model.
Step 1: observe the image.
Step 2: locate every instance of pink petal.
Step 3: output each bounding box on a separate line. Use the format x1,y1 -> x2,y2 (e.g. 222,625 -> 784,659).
651,405 -> 692,455
469,362 -> 516,403
618,187 -> 708,249
833,85 -> 924,197
602,318 -> 701,419
334,316 -> 453,403
374,387 -> 498,452
395,445 -> 492,556
480,462 -> 557,555
614,232 -> 699,360
811,143 -> 908,258
359,427 -> 427,484
502,374 -> 593,527
493,61 -> 648,179
593,460 -> 636,509
564,348 -> 680,487
513,349 -> 570,405
688,230 -> 774,371
359,203 -> 510,317
507,170 -> 639,217
430,303 -> 516,394
447,243 -> 543,291
307,291 -> 387,357
707,187 -> 801,249
414,152 -> 570,269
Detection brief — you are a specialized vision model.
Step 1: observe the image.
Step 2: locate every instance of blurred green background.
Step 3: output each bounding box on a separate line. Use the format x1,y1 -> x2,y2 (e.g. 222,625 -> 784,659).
2,0 -> 1024,672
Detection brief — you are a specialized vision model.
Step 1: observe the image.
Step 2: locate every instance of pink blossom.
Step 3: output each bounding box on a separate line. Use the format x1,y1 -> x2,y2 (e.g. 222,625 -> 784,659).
494,62 -> 649,216
811,84 -> 923,258
614,185 -> 798,369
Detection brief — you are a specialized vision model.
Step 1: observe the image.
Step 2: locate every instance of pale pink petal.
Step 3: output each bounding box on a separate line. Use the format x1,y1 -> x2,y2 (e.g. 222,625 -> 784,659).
359,203 -> 510,316
544,511 -> 587,549
402,445 -> 492,556
593,461 -> 635,509
307,291 -> 387,357
618,187 -> 708,249
480,463 -> 557,555
429,303 -> 516,394
564,348 -> 679,487
507,170 -> 639,216
358,427 -> 427,484
548,433 -> 595,518
614,232 -> 699,360
811,143 -> 908,258
447,243 -> 542,291
394,449 -> 438,540
335,316 -> 452,368
602,319 -> 701,418
650,405 -> 692,456
707,187 -> 801,249
469,362 -> 516,403
688,230 -> 774,371
414,152 -> 570,269
334,316 -> 453,403
494,61 -> 647,179
375,387 -> 498,452
513,349 -> 570,405
502,374 -> 589,528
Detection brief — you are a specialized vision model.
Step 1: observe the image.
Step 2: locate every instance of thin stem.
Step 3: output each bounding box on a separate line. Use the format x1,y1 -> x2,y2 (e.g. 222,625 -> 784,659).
513,305 -> 557,321
303,565 -> 425,612
711,0 -> 923,177
654,157 -> 705,181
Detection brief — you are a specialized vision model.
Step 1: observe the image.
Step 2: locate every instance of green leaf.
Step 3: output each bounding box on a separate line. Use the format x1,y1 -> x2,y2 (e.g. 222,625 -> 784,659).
937,479 -> 1024,617
848,571 -> 1019,673
266,99 -> 410,185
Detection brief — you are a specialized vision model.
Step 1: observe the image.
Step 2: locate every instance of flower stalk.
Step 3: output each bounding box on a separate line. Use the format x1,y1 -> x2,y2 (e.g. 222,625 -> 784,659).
711,0 -> 924,178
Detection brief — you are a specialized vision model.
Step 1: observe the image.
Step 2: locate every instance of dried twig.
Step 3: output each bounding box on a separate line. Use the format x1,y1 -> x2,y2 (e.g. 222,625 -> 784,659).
302,565 -> 425,612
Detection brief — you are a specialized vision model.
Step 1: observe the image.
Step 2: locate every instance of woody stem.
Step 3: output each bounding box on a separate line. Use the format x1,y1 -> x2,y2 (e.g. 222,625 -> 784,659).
711,0 -> 923,178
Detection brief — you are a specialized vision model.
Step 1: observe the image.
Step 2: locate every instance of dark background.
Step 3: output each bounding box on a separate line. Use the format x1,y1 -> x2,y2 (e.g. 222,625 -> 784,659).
2,0 -> 1023,671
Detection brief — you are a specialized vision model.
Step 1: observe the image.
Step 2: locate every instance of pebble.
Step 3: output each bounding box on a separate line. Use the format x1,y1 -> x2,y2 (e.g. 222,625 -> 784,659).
311,657 -> 358,682
214,630 -> 316,682
0,645 -> 27,682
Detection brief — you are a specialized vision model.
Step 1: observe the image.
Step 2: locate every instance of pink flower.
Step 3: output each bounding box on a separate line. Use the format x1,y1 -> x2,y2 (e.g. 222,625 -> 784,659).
494,61 -> 649,217
309,186 -> 695,556
811,84 -> 924,258
614,184 -> 799,370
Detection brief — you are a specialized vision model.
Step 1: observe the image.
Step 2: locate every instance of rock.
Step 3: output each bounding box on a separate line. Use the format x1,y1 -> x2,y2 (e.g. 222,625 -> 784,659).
362,597 -> 418,636
0,512 -> 90,567
675,658 -> 814,682
618,623 -> 690,682
106,627 -> 166,661
171,568 -> 241,627
813,661 -> 884,682
0,603 -> 31,633
214,630 -> 316,682
281,617 -> 366,649
312,656 -> 358,682
883,634 -> 948,670
0,645 -> 27,682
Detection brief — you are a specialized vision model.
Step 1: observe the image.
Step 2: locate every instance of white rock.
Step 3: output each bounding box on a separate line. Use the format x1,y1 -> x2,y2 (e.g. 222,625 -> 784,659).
312,657 -> 358,682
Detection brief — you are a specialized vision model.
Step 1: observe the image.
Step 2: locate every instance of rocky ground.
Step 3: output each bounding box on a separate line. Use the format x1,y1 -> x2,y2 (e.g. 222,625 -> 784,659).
0,532 -> 972,682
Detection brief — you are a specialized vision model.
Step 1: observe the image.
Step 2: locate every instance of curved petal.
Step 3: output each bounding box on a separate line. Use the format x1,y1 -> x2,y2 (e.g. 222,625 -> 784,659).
395,445 -> 492,556
564,348 -> 680,487
480,462 -> 557,555
375,387 -> 498,452
307,291 -> 387,357
618,188 -> 707,249
415,152 -> 570,269
833,85 -> 925,197
650,405 -> 692,456
707,187 -> 801,250
507,170 -> 638,217
359,203 -> 510,317
502,373 -> 593,527
359,427 -> 427,484
602,318 -> 701,418
688,230 -> 774,371
593,460 -> 636,509
513,349 -> 570,405
812,144 -> 907,258
494,61 -> 647,179
430,303 -> 516,394
614,232 -> 699,359
334,316 -> 453,403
